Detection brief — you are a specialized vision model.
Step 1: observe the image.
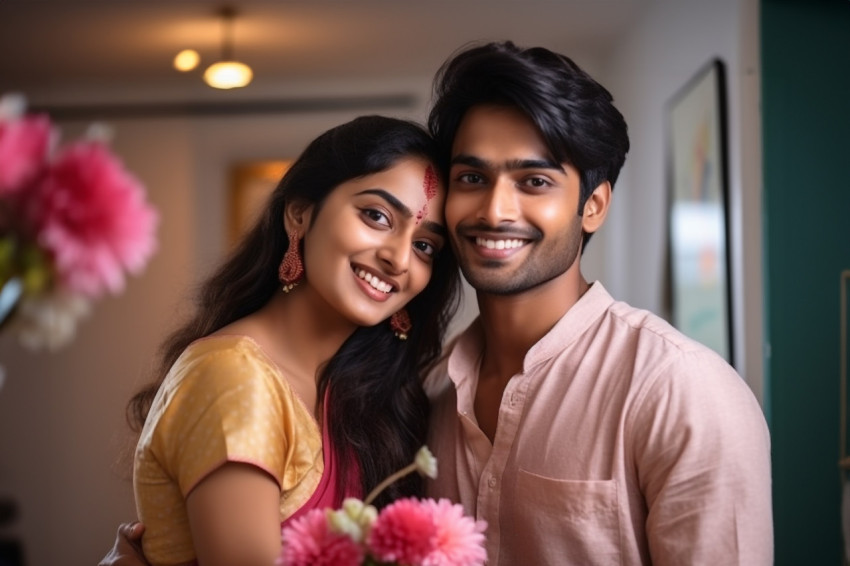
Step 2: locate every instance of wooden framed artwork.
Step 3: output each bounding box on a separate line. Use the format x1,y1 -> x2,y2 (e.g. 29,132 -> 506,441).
664,59 -> 734,365
228,160 -> 291,248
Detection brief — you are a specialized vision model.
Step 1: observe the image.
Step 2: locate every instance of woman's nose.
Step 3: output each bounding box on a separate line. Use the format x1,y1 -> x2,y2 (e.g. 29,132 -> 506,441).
376,233 -> 411,275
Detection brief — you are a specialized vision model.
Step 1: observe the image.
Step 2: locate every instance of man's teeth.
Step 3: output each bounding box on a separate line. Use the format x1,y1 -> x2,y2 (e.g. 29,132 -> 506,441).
356,269 -> 393,293
475,237 -> 525,250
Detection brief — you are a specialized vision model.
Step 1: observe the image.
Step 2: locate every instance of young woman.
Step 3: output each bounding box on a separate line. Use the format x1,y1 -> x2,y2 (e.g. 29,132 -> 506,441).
128,115 -> 460,566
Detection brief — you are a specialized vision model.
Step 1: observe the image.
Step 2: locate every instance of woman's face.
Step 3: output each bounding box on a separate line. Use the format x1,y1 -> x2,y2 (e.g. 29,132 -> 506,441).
301,156 -> 446,328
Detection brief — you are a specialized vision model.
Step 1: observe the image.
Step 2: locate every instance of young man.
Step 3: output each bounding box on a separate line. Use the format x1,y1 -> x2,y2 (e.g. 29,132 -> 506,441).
423,41 -> 773,565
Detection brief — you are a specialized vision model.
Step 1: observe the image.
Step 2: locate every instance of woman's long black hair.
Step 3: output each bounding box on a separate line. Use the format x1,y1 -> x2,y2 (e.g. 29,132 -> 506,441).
128,115 -> 461,507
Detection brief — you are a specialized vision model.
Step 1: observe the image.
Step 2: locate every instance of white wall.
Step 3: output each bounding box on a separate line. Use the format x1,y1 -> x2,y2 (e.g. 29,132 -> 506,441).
598,0 -> 763,400
0,4 -> 763,561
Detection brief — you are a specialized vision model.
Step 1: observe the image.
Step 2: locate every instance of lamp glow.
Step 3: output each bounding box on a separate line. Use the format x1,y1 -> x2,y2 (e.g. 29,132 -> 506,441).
203,60 -> 253,89
203,6 -> 253,90
173,49 -> 200,72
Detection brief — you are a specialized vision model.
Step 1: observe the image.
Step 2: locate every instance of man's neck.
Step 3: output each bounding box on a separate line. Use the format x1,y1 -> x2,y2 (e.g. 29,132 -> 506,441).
476,269 -> 589,380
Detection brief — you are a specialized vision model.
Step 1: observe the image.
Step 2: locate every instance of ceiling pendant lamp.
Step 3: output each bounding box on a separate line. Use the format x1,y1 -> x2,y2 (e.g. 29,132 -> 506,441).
204,6 -> 253,89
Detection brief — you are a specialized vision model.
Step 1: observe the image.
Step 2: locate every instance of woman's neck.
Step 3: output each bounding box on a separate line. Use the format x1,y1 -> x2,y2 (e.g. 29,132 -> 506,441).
268,287 -> 357,374
219,286 -> 358,394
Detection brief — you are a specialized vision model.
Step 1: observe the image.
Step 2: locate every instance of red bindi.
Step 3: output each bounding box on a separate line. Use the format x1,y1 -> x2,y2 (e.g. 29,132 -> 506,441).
415,166 -> 438,224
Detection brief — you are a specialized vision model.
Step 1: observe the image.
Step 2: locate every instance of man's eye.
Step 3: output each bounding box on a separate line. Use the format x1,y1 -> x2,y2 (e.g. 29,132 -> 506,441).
524,177 -> 551,188
458,173 -> 484,184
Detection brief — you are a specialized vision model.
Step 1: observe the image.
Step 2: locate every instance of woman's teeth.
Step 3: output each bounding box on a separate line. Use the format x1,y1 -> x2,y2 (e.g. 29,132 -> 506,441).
356,269 -> 392,293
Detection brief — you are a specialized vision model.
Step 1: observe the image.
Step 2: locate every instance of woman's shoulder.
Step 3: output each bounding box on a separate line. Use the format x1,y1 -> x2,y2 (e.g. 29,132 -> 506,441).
162,334 -> 288,400
175,333 -> 274,368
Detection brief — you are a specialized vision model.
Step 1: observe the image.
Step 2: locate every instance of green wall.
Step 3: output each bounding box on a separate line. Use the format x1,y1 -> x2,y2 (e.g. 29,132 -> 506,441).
761,1 -> 850,563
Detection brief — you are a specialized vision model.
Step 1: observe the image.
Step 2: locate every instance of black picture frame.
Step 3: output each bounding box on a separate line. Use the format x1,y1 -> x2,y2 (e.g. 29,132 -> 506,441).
664,58 -> 734,366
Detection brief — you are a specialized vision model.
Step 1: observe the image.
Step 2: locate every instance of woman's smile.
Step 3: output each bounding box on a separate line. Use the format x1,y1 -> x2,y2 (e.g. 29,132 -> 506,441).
353,265 -> 397,302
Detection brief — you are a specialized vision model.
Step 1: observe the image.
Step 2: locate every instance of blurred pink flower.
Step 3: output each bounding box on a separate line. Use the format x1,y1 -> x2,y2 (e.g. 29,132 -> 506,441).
279,509 -> 364,566
368,497 -> 438,565
0,114 -> 52,195
422,499 -> 487,566
27,140 -> 158,298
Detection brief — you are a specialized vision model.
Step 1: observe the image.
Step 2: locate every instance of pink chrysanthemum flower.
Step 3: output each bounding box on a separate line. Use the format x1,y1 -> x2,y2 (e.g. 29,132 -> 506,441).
367,497 -> 438,565
422,499 -> 487,566
26,140 -> 158,298
279,509 -> 364,566
0,113 -> 53,195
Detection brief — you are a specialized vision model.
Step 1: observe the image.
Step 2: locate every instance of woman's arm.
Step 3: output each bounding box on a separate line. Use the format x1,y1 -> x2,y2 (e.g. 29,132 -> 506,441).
186,462 -> 282,566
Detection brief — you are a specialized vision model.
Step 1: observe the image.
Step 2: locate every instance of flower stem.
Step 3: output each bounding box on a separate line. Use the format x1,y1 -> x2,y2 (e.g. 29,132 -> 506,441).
363,462 -> 417,506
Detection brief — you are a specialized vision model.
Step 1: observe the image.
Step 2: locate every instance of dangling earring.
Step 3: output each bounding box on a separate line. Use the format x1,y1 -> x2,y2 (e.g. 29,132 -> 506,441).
278,231 -> 304,293
390,309 -> 412,340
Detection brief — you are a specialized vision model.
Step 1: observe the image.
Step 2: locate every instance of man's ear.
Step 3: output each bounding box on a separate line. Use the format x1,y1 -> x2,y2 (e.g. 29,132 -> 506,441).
283,199 -> 314,235
581,181 -> 612,234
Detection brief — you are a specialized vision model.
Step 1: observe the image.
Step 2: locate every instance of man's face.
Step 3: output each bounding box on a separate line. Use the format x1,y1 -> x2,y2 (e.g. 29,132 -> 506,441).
445,104 -> 584,295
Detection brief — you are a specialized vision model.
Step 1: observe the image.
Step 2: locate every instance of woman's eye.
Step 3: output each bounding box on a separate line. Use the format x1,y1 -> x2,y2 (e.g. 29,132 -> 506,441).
362,208 -> 390,226
413,240 -> 437,258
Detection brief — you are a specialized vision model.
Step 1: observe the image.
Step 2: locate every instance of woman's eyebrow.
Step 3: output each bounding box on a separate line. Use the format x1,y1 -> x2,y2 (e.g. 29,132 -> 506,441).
355,188 -> 446,238
356,189 -> 412,217
420,220 -> 447,238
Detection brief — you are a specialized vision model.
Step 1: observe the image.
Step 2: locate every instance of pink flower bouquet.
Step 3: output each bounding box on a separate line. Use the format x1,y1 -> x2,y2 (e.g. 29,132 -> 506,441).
279,446 -> 488,566
0,93 -> 158,351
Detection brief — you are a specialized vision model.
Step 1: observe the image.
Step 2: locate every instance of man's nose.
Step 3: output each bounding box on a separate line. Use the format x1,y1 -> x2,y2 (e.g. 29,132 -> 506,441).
477,177 -> 519,225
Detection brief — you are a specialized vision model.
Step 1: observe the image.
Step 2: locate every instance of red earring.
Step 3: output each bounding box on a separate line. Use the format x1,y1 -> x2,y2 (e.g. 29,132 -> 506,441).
390,309 -> 412,340
278,231 -> 304,293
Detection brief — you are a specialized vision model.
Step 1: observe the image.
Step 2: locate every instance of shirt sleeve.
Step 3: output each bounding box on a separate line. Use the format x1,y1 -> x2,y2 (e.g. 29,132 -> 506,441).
630,348 -> 774,565
151,346 -> 291,497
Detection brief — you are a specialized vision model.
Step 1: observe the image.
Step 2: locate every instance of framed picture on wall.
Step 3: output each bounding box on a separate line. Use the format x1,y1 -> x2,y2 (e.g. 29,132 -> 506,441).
664,58 -> 734,366
229,160 -> 291,248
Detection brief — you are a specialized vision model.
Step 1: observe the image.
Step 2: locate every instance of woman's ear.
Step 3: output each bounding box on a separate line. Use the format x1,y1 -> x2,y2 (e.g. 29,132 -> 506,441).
581,181 -> 612,235
283,199 -> 314,235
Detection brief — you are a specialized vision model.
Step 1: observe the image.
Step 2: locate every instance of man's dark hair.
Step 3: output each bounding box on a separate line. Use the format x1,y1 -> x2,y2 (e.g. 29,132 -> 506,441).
428,41 -> 630,248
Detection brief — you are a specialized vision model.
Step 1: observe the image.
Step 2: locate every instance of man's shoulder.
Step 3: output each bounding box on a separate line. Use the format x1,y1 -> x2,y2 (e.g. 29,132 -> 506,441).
603,298 -> 749,393
573,294 -> 741,386
603,298 -> 712,355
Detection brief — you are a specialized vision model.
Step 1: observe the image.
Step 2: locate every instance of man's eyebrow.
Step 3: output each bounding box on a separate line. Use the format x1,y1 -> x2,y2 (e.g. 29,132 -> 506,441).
355,189 -> 412,217
451,153 -> 565,173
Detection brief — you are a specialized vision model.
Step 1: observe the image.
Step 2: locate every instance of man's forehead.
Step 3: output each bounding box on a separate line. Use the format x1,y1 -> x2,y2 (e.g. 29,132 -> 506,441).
451,105 -> 552,158
450,152 -> 564,174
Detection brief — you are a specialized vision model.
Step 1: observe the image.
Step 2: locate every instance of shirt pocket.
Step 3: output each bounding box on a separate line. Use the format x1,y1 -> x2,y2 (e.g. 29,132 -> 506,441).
505,469 -> 621,565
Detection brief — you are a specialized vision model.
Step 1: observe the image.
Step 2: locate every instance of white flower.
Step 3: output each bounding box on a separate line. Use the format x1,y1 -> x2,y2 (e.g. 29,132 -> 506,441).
326,497 -> 377,543
8,289 -> 91,351
415,445 -> 438,479
0,93 -> 26,122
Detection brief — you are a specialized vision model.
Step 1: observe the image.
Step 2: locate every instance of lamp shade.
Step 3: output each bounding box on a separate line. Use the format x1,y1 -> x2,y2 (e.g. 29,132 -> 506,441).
203,60 -> 253,89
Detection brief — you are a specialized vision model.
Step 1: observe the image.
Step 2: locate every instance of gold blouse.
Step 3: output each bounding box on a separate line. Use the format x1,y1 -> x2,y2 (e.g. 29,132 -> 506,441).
133,335 -> 323,566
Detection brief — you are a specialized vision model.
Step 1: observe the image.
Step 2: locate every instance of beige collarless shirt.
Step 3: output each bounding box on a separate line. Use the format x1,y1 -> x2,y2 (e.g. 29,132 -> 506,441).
425,282 -> 773,565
